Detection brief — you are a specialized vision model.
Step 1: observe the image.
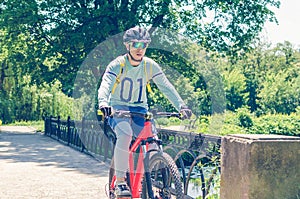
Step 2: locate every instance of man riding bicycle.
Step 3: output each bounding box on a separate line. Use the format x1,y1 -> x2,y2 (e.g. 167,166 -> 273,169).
98,26 -> 192,198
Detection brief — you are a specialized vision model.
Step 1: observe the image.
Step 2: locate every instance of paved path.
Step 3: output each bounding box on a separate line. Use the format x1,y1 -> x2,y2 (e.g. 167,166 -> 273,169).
0,126 -> 109,199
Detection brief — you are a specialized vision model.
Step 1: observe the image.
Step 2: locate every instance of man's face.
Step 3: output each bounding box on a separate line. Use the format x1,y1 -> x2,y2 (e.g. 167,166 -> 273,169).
127,41 -> 148,60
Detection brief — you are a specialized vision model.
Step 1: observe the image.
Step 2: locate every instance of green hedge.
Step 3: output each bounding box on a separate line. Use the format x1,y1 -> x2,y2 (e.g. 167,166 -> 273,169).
249,114 -> 300,136
195,108 -> 300,137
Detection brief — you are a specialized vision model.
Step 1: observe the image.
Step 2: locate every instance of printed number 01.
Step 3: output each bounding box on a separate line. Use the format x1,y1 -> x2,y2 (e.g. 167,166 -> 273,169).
120,77 -> 143,103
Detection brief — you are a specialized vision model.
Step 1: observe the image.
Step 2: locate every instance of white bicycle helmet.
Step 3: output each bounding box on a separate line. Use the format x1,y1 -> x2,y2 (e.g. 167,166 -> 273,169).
123,27 -> 151,43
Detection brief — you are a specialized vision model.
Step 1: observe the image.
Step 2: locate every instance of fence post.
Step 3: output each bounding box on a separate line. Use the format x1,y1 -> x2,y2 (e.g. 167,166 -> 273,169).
44,116 -> 49,136
57,116 -> 61,141
220,134 -> 300,199
49,115 -> 53,137
67,116 -> 71,146
81,117 -> 86,152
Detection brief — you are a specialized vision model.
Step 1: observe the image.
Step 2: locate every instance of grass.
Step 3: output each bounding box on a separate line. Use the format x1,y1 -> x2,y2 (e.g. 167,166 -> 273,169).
5,120 -> 44,132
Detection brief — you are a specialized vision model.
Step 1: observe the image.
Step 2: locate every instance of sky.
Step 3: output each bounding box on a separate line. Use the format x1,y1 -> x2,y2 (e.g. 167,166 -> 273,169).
262,0 -> 300,47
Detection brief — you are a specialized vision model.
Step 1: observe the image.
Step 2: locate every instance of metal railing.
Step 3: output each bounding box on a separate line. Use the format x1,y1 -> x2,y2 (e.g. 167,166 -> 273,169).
44,116 -> 221,198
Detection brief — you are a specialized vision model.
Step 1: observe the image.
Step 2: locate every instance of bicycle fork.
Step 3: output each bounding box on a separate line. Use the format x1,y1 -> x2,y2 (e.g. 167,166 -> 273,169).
142,140 -> 154,199
142,138 -> 166,199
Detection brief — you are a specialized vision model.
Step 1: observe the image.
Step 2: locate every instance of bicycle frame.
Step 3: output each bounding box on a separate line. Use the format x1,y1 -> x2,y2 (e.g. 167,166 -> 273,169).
110,119 -> 155,198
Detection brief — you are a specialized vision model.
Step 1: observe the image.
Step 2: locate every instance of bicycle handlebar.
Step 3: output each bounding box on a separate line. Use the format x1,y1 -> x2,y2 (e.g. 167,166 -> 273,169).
111,110 -> 182,120
153,112 -> 181,118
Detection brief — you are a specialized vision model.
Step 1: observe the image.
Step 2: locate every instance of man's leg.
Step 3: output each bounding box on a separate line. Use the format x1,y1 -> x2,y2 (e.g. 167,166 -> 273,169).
113,119 -> 132,197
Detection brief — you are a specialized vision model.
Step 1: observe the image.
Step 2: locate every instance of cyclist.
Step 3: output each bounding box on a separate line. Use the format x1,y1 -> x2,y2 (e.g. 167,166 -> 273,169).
98,26 -> 192,198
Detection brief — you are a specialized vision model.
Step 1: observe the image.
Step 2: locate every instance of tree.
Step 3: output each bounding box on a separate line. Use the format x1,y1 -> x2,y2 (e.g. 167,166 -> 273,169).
257,71 -> 300,114
223,68 -> 248,111
0,0 -> 280,94
256,42 -> 300,114
225,40 -> 300,114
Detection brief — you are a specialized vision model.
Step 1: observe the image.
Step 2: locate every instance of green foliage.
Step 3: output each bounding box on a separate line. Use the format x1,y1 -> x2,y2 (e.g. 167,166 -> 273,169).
0,0 -> 280,94
192,103 -> 300,137
146,48 -> 210,115
257,70 -> 300,114
249,113 -> 300,136
196,115 -> 210,133
236,107 -> 253,128
219,111 -> 246,135
1,0 -> 299,132
0,78 -> 83,123
168,117 -> 181,125
194,156 -> 221,199
7,120 -> 44,132
225,41 -> 300,114
196,110 -> 300,137
223,68 -> 248,111
156,118 -> 170,126
296,106 -> 300,115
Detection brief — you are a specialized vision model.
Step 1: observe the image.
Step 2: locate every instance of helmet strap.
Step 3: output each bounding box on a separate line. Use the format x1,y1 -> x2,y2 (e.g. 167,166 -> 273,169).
128,46 -> 143,63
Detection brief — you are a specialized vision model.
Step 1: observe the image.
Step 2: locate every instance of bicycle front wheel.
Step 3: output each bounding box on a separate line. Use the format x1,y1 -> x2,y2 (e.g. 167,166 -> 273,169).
142,152 -> 184,199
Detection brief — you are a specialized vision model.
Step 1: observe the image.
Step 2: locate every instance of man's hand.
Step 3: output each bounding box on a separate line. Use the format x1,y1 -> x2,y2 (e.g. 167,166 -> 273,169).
180,105 -> 192,119
99,106 -> 112,118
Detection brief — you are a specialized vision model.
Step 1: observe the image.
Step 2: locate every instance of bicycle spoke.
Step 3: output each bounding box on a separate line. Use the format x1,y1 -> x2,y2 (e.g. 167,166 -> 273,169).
143,153 -> 184,199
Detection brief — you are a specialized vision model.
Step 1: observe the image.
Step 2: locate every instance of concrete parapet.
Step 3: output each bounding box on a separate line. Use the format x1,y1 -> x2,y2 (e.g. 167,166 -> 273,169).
220,134 -> 300,199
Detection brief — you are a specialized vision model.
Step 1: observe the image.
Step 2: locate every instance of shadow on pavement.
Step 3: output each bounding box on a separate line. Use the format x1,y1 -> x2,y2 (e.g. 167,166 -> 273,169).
0,129 -> 108,177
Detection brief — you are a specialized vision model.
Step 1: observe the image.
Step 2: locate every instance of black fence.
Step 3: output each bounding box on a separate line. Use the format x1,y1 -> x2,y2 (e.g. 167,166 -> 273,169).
44,116 -> 222,198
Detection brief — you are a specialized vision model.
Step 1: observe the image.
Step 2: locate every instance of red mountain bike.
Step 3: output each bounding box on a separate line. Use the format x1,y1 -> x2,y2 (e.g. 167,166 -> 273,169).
106,110 -> 184,199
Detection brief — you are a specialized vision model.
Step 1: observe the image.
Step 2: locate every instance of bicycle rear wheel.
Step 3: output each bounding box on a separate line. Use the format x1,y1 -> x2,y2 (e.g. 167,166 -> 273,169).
142,152 -> 184,199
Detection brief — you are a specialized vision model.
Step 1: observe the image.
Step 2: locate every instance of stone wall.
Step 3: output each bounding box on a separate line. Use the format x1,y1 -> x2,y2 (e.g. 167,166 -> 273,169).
220,134 -> 300,199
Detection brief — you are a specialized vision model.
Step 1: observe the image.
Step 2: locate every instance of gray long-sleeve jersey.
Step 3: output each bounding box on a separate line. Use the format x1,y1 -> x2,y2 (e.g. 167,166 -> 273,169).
98,55 -> 185,111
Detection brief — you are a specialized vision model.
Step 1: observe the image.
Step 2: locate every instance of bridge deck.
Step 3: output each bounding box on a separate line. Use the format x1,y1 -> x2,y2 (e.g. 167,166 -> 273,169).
0,126 -> 109,199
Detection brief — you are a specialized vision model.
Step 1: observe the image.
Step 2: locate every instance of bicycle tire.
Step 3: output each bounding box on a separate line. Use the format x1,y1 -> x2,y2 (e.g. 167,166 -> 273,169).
142,152 -> 184,199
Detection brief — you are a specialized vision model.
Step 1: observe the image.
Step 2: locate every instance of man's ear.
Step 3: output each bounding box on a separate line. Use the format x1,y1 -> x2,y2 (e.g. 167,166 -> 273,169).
124,43 -> 130,51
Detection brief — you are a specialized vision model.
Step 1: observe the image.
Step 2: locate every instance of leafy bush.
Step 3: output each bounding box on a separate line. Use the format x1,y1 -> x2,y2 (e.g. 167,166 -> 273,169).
195,112 -> 243,135
156,118 -> 170,126
236,107 -> 253,128
0,120 -> 2,126
0,78 -> 84,124
195,109 -> 300,137
257,71 -> 300,115
218,111 -> 244,135
169,117 -> 181,125
220,123 -> 246,135
194,115 -> 209,133
249,113 -> 300,136
296,106 -> 300,115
